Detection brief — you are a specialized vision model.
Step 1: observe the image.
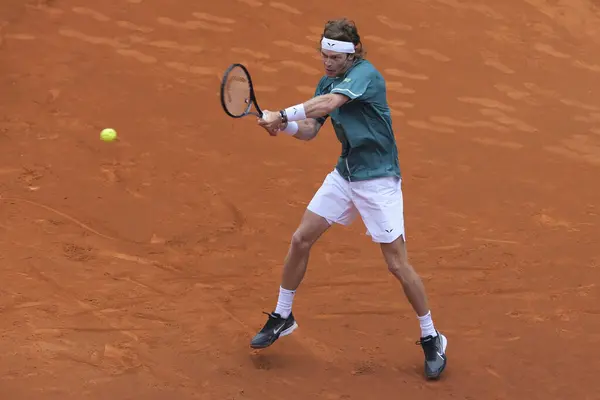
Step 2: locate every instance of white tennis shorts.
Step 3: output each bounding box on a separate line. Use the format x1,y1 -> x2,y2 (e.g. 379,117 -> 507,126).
307,168 -> 406,243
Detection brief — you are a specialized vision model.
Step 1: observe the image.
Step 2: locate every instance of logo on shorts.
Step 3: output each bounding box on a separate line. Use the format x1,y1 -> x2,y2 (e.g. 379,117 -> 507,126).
385,229 -> 394,233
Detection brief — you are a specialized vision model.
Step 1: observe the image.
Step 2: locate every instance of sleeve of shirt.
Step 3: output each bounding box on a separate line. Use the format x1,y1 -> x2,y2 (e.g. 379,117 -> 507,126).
330,66 -> 372,101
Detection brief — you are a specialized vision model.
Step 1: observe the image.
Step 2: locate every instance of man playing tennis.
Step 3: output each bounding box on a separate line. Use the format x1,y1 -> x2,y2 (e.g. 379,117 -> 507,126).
251,18 -> 448,380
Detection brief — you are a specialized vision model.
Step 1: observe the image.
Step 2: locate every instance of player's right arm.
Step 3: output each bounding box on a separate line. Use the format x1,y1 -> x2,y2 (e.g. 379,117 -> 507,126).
286,118 -> 323,141
258,78 -> 329,140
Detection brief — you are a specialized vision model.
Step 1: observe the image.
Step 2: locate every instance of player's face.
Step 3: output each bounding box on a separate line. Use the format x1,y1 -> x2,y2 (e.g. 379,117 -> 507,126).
321,49 -> 353,77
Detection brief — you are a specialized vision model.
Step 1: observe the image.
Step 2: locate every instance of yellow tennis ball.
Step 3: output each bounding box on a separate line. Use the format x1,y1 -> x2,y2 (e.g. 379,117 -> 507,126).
100,128 -> 117,142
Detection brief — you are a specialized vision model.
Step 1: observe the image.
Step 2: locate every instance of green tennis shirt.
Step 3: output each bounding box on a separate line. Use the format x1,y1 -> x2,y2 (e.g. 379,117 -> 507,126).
314,59 -> 401,182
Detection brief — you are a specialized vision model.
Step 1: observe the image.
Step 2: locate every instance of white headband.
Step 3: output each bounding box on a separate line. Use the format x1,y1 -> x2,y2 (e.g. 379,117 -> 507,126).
321,37 -> 355,54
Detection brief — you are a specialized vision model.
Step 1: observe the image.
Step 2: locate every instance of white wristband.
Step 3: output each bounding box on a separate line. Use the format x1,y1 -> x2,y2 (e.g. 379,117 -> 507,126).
280,121 -> 299,135
284,104 -> 306,122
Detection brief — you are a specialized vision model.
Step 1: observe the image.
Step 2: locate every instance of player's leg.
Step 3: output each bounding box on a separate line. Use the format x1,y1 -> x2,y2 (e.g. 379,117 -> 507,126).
380,234 -> 447,379
351,177 -> 447,380
249,209 -> 329,349
280,209 -> 330,292
380,235 -> 429,316
250,169 -> 357,349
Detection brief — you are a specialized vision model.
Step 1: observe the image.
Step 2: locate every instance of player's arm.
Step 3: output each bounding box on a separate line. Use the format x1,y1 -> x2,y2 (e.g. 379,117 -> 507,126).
287,93 -> 349,119
282,118 -> 324,141
279,68 -> 372,125
263,68 -> 372,132
259,94 -> 347,137
272,94 -> 348,126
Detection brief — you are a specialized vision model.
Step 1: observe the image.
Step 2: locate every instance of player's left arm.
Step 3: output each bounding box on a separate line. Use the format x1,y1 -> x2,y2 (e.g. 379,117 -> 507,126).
290,93 -> 350,119
261,69 -> 372,128
259,66 -> 373,135
258,94 -> 347,135
289,68 -> 373,119
259,93 -> 350,140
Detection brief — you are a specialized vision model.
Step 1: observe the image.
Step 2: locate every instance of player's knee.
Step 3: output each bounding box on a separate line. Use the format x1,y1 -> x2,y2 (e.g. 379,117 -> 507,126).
387,261 -> 405,276
387,261 -> 416,284
290,229 -> 314,253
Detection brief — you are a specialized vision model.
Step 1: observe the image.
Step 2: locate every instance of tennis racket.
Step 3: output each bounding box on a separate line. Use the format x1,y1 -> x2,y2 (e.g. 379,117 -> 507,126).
220,63 -> 264,119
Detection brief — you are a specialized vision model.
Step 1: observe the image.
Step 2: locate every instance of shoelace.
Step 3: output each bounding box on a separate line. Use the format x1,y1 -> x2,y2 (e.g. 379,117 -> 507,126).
261,311 -> 283,330
416,336 -> 438,361
263,311 -> 280,319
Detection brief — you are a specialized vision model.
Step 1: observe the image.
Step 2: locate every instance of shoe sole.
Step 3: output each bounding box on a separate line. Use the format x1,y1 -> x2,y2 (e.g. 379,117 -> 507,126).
426,334 -> 448,380
440,334 -> 448,353
250,322 -> 298,350
280,321 -> 298,338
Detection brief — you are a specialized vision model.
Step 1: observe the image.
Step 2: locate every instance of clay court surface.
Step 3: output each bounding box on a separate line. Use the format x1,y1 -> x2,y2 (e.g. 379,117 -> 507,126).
1,0 -> 600,398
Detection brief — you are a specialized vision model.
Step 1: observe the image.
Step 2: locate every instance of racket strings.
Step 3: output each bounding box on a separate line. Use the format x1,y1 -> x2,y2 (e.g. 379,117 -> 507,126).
224,67 -> 252,116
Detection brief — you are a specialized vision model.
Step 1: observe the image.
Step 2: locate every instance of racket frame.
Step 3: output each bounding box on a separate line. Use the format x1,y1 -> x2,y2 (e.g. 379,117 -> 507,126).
220,63 -> 264,118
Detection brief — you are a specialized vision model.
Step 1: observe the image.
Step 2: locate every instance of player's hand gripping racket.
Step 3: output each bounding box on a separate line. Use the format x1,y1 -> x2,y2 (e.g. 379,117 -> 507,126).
220,63 -> 264,119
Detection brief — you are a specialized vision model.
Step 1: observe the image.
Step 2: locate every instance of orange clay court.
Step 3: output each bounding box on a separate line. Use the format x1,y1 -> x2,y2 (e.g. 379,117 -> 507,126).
1,0 -> 599,399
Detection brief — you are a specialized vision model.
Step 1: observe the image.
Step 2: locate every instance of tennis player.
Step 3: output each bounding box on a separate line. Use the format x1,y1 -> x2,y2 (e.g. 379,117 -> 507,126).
251,18 -> 447,380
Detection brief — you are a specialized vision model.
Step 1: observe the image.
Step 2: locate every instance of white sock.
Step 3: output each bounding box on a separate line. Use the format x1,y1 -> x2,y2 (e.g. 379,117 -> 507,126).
418,311 -> 438,338
274,286 -> 296,319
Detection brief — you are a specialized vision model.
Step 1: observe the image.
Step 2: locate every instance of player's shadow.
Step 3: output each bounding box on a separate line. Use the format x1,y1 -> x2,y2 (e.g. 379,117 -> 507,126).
249,351 -> 284,370
248,344 -> 330,372
249,347 -> 451,383
248,345 -> 318,371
